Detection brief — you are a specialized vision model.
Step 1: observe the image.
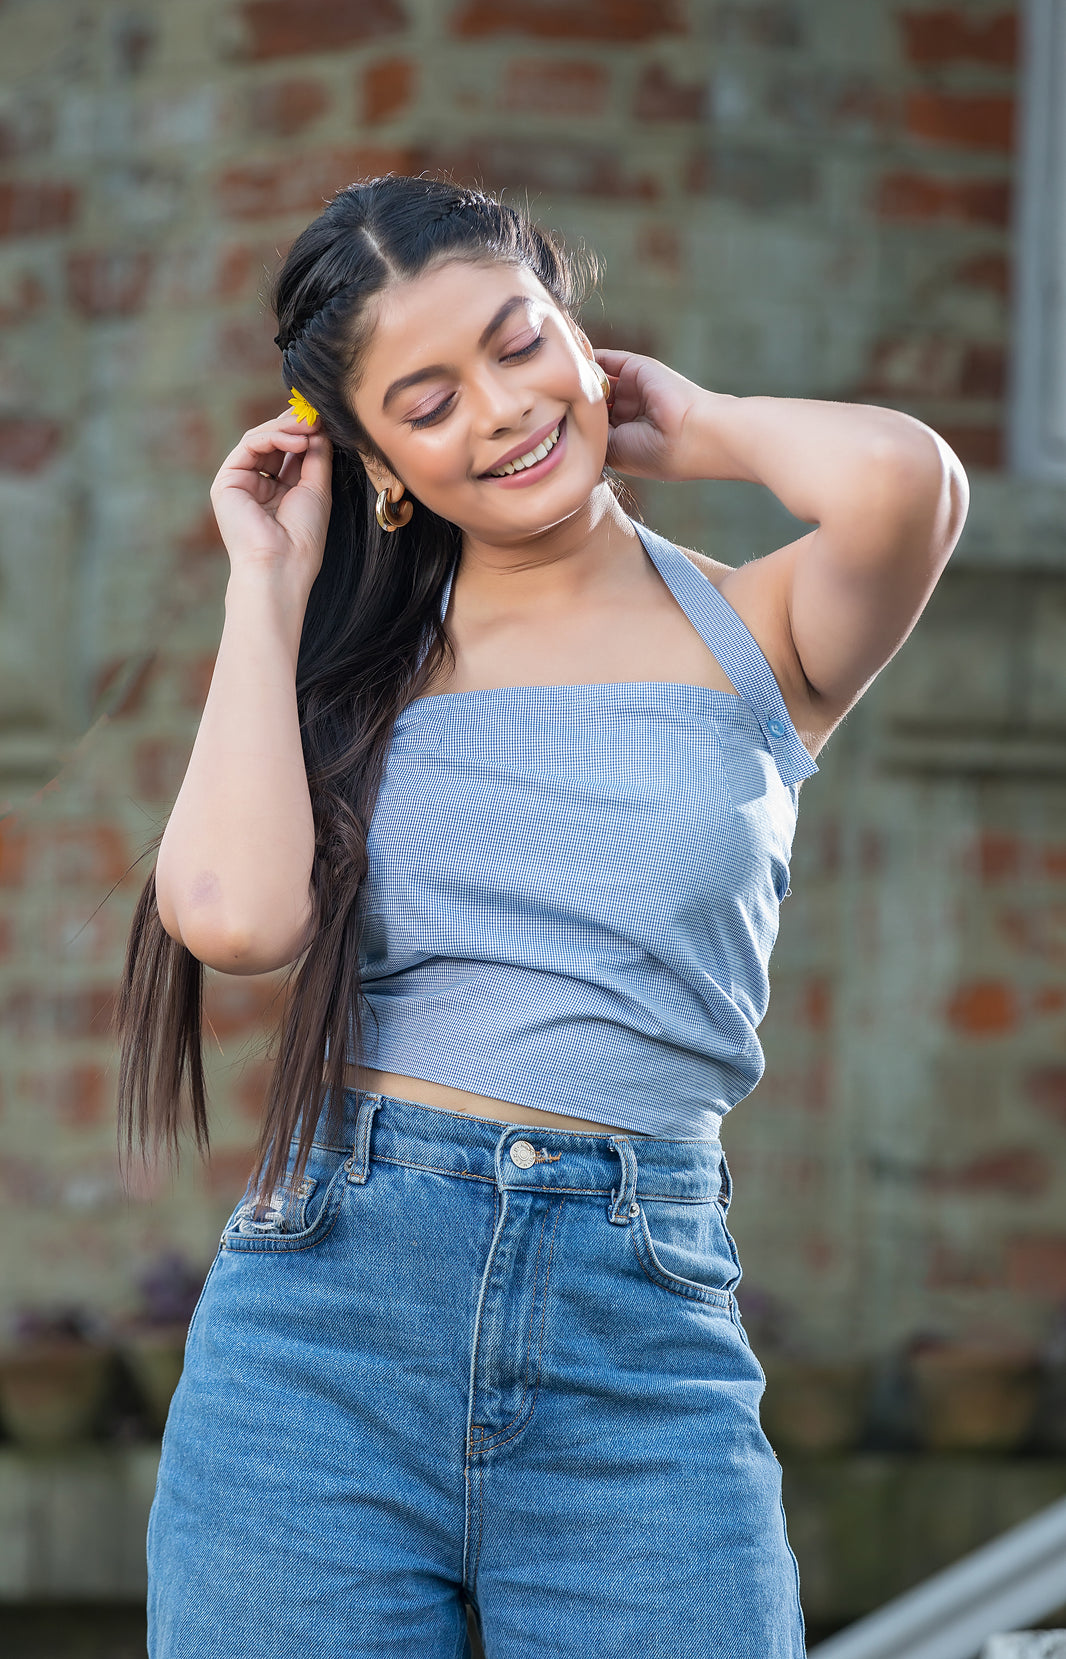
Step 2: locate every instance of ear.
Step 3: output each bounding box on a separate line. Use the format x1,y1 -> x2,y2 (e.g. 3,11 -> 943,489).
562,314 -> 598,365
356,449 -> 401,497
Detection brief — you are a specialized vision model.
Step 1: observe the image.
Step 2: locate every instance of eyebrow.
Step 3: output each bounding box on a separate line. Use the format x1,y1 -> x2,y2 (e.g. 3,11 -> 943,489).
381,295 -> 532,413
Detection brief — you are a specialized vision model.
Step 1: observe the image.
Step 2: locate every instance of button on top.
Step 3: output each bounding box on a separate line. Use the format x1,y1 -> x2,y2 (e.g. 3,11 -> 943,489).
766,717 -> 787,738
509,1139 -> 537,1168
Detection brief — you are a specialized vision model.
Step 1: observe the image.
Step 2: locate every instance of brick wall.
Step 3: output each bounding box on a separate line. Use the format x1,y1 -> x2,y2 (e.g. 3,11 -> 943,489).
1,0 -> 1064,1365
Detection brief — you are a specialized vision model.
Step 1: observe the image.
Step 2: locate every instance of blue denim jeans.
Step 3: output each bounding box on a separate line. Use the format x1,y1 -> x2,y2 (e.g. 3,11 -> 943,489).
147,1089 -> 806,1656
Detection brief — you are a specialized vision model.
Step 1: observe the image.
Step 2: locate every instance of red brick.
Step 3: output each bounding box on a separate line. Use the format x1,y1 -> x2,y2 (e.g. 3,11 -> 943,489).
140,405 -> 217,472
717,3 -> 804,49
201,1145 -> 257,1196
213,318 -> 279,376
19,1063 -> 110,1127
364,58 -> 416,123
113,12 -> 157,75
860,337 -> 964,400
687,144 -> 816,207
237,391 -> 293,433
216,144 -> 418,220
453,0 -> 683,40
927,1239 -> 997,1290
38,901 -> 120,965
862,335 -> 1007,403
175,652 -> 219,713
214,242 -> 260,301
0,267 -> 49,325
1005,1235 -> 1066,1298
90,652 -> 158,720
67,248 -> 155,318
971,831 -> 1022,882
926,1148 -> 1050,1197
1040,844 -> 1066,879
427,138 -> 659,201
997,904 -> 1066,964
31,823 -> 129,885
6,984 -> 117,1040
953,251 -> 1011,295
134,737 -> 191,803
248,75 -> 331,138
900,9 -> 1017,68
174,507 -> 226,571
0,820 -> 30,887
801,977 -> 832,1032
0,417 -> 63,474
960,342 -> 1007,398
946,980 -> 1019,1034
233,0 -> 405,61
501,57 -> 608,116
875,171 -> 1011,226
905,92 -> 1016,153
634,63 -> 705,121
1024,1067 -> 1066,1127
0,180 -> 79,237
636,223 -> 682,274
203,974 -> 284,1039
935,422 -> 1003,470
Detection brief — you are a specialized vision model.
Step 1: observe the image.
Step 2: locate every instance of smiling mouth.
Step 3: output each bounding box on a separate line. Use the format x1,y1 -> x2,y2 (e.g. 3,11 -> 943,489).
483,418 -> 564,478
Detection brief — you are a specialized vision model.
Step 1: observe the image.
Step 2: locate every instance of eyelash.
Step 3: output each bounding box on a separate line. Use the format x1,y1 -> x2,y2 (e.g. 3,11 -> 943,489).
407,335 -> 545,429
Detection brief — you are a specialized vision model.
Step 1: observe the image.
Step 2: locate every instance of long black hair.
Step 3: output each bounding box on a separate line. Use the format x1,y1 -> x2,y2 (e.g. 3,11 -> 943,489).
114,173 -> 630,1213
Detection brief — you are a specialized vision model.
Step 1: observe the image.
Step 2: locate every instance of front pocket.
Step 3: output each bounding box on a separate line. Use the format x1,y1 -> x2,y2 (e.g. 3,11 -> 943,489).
221,1139 -> 352,1254
629,1196 -> 741,1308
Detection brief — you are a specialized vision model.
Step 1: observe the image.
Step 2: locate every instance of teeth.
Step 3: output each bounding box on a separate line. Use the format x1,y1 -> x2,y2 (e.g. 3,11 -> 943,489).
488,422 -> 560,477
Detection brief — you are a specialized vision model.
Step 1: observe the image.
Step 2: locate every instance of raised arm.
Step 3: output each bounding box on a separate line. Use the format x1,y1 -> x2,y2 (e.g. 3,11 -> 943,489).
154,406 -> 332,974
595,348 -> 970,750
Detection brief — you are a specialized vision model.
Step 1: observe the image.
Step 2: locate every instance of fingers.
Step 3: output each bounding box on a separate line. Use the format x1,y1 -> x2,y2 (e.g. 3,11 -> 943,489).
592,347 -> 633,372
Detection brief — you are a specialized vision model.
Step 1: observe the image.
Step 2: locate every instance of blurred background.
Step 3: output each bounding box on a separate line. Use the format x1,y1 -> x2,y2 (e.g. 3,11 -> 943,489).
2,0 -> 1066,1653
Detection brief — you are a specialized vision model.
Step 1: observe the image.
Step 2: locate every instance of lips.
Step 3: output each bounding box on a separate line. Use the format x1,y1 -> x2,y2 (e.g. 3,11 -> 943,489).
479,415 -> 565,478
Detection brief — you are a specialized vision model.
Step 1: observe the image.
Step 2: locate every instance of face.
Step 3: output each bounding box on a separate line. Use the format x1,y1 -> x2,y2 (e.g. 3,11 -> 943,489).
346,258 -> 610,544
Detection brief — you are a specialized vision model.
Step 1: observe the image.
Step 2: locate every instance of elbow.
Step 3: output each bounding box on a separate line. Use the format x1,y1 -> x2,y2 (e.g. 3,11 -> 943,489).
173,910 -> 317,976
886,419 -> 971,549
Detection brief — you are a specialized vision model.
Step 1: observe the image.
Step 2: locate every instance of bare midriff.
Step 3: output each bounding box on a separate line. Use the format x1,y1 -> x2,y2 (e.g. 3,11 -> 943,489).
343,1065 -> 650,1135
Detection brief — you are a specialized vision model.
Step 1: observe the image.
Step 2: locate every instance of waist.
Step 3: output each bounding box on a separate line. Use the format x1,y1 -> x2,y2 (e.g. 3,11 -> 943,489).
343,1065 -> 652,1135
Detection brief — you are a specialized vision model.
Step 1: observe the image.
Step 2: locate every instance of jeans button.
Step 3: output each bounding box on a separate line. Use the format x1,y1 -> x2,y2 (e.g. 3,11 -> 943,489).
509,1139 -> 536,1168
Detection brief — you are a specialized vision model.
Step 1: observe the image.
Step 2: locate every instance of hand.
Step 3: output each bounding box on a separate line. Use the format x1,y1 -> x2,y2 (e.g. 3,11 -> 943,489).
209,408 -> 333,592
594,347 -> 709,481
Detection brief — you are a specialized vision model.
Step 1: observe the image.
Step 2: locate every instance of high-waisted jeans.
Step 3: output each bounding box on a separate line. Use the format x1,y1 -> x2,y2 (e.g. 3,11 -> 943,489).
146,1089 -> 806,1657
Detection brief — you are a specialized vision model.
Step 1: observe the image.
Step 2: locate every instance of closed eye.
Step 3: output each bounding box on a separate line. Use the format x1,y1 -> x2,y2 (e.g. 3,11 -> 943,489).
407,335 -> 545,429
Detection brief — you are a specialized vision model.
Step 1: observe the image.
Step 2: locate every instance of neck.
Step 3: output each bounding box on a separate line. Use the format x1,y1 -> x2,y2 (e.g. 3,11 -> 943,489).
454,485 -> 645,617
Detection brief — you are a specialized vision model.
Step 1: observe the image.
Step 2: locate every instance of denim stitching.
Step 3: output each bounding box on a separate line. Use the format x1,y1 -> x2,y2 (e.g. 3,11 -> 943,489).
475,1199 -> 564,1452
222,1164 -> 348,1253
465,1202 -> 551,1454
630,1209 -> 734,1308
371,1153 -> 717,1201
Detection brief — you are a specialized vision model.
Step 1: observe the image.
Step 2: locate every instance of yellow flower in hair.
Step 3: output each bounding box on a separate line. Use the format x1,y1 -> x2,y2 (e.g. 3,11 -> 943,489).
288,386 -> 319,426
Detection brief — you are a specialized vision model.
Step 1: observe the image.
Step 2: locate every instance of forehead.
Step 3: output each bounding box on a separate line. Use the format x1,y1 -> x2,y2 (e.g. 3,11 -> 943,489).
359,258 -> 557,381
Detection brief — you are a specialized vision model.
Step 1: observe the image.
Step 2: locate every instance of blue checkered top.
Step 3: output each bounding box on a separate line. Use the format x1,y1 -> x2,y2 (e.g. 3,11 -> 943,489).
340,518 -> 819,1138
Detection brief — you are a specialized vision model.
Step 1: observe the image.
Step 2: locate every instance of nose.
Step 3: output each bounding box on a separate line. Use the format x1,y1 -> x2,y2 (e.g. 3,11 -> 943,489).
470,365 -> 535,438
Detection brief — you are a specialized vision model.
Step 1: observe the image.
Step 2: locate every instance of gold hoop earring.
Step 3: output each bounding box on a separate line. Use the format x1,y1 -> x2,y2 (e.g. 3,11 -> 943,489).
375,485 -> 413,532
595,364 -> 613,407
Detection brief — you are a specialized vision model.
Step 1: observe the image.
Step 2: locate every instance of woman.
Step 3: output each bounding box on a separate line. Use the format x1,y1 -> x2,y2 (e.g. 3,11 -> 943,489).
117,175 -> 968,1656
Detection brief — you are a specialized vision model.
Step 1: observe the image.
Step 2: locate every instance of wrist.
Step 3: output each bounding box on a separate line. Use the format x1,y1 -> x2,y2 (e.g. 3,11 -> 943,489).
224,564 -> 310,664
675,389 -> 761,484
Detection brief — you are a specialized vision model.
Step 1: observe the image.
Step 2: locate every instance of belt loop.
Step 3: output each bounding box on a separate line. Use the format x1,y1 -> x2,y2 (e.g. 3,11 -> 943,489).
346,1092 -> 382,1184
607,1135 -> 639,1224
717,1146 -> 732,1210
